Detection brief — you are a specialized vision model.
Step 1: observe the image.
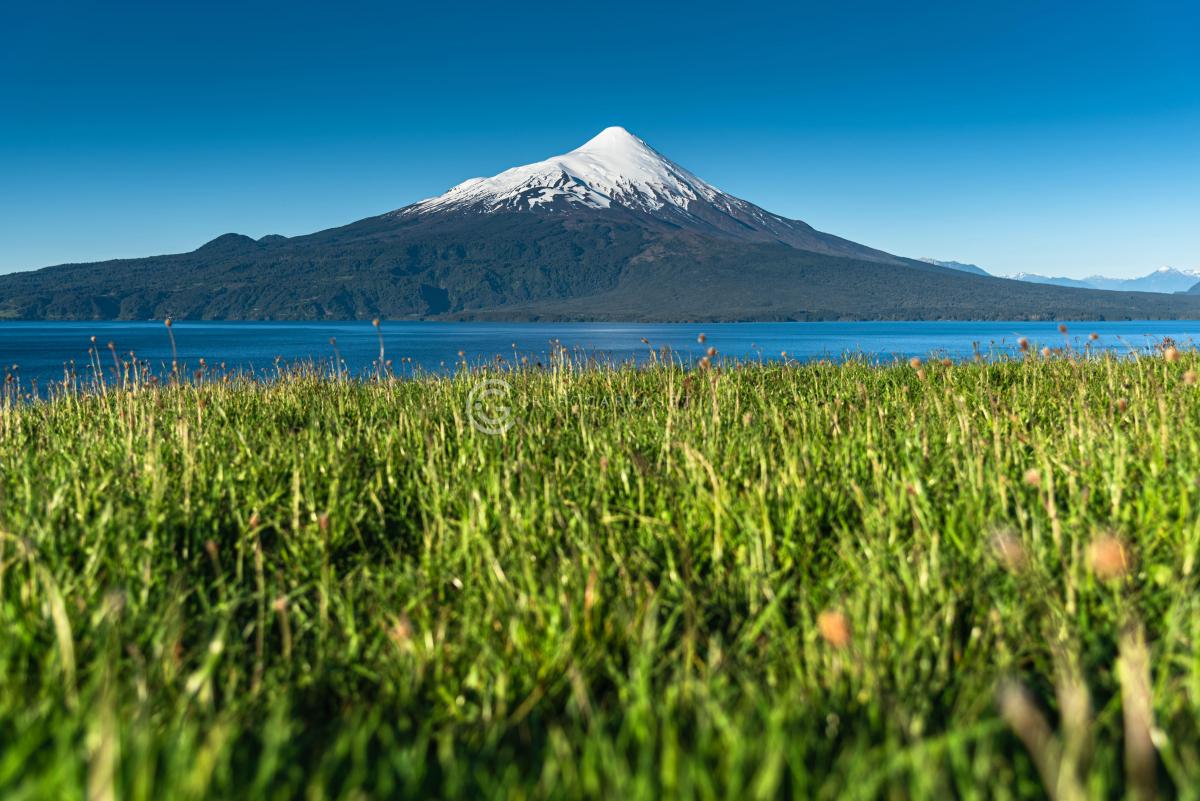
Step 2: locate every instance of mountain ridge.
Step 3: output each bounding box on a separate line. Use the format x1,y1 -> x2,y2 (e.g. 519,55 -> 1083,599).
922,260 -> 1200,294
1012,267 -> 1200,294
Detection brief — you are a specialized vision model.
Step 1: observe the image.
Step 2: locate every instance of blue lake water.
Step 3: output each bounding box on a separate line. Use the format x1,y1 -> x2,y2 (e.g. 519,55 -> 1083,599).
0,320 -> 1197,390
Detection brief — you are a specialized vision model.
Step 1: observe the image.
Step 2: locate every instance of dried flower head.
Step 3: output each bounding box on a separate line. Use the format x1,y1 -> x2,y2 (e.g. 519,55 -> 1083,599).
1116,398 -> 1129,413
584,568 -> 598,613
817,609 -> 852,649
706,346 -> 717,357
1089,332 -> 1100,341
1018,337 -> 1030,352
1089,535 -> 1132,581
387,614 -> 412,648
1058,324 -> 1068,334
916,368 -> 927,380
697,333 -> 707,344
1185,370 -> 1197,386
909,356 -> 922,368
1041,347 -> 1052,359
1023,468 -> 1042,487
991,531 -> 1028,573
1164,345 -> 1181,363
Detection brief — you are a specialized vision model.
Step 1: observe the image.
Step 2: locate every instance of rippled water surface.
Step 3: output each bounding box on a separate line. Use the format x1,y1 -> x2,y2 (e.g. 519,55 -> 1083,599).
0,320 -> 1195,388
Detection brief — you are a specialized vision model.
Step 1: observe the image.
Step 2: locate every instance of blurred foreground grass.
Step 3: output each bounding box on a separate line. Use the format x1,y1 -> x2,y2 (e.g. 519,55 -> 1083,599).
1,347 -> 1199,799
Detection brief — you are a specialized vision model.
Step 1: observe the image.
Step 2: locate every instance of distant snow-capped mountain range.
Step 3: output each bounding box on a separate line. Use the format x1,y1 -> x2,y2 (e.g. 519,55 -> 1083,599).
920,259 -> 1200,294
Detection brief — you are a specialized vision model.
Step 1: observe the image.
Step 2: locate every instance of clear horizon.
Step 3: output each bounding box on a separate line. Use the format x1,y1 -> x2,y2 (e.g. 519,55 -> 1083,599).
2,0 -> 1197,278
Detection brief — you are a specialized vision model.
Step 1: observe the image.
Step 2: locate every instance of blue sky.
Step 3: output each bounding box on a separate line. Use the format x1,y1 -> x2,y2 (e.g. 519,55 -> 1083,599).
2,0 -> 1197,277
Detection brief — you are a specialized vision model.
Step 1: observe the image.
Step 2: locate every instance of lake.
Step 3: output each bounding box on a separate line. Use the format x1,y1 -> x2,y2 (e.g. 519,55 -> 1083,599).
0,320 -> 1196,390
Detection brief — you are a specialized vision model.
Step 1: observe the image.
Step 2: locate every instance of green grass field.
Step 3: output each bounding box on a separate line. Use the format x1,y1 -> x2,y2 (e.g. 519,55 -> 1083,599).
1,347 -> 1198,799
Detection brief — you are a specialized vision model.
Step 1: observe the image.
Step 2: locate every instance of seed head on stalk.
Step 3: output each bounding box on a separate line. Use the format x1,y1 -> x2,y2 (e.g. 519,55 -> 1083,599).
817,609 -> 852,649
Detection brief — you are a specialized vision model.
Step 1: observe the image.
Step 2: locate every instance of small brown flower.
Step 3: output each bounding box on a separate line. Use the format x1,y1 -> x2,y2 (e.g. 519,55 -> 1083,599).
1018,337 -> 1030,352
940,358 -> 953,367
1023,468 -> 1042,487
697,333 -> 707,343
1185,370 -> 1197,385
916,368 -> 927,380
909,357 -> 922,368
1116,398 -> 1129,413
1164,346 -> 1181,363
1089,332 -> 1100,341
1041,347 -> 1052,359
706,346 -> 717,357
1088,535 -> 1132,581
1058,324 -> 1068,334
387,614 -> 412,648
817,609 -> 852,649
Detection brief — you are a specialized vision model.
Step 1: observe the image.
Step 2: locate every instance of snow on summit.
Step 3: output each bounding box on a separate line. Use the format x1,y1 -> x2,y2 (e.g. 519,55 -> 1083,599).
397,126 -> 903,264
405,126 -> 732,216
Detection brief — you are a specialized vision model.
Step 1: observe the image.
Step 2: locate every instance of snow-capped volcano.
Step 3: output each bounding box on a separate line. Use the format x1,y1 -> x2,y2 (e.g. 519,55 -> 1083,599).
17,125 -> 1200,322
407,126 -> 716,214
400,126 -> 901,263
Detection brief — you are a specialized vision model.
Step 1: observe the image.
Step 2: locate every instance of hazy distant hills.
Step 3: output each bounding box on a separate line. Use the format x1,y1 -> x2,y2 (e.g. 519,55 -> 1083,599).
4,127 -> 1200,322
922,259 -> 1200,294
917,259 -> 990,277
1009,267 -> 1200,294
